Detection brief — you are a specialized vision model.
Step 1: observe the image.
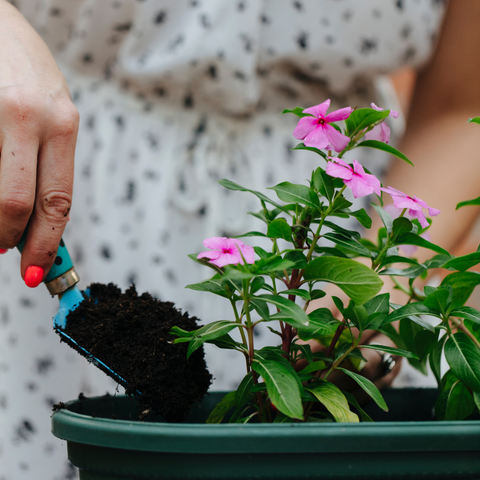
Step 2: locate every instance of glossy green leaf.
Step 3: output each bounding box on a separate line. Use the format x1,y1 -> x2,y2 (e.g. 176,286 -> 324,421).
185,278 -> 230,298
434,389 -> 449,420
345,108 -> 389,136
256,256 -> 295,274
304,256 -> 383,305
206,391 -> 236,424
252,351 -> 304,420
414,330 -> 438,362
277,289 -> 311,301
235,373 -> 255,411
379,264 -> 427,279
383,303 -> 437,331
469,117 -> 480,124
208,333 -> 246,352
360,344 -> 419,360
187,321 -> 239,358
297,308 -> 339,340
456,196 -> 480,210
282,107 -> 312,118
424,254 -> 451,269
429,334 -> 447,387
292,143 -> 328,160
299,360 -> 327,375
394,233 -> 450,256
255,294 -> 310,328
349,208 -> 372,229
392,217 -> 413,241
451,306 -> 480,326
306,380 -> 359,423
218,179 -> 290,214
284,250 -> 308,268
354,140 -> 413,166
441,271 -> 480,309
445,332 -> 480,392
343,391 -> 373,422
442,252 -> 480,272
337,367 -> 388,411
323,232 -> 374,257
423,286 -> 452,315
344,302 -> 369,331
445,381 -> 475,420
372,203 -> 393,234
249,298 -> 270,321
267,218 -> 292,241
268,182 -> 321,209
235,231 -> 268,238
313,167 -> 334,201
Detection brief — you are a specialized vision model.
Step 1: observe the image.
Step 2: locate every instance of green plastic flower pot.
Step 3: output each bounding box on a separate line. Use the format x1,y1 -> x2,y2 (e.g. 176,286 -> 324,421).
51,388 -> 480,479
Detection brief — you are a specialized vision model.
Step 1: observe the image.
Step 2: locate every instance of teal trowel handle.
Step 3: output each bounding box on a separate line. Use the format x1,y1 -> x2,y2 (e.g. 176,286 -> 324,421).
17,232 -> 79,296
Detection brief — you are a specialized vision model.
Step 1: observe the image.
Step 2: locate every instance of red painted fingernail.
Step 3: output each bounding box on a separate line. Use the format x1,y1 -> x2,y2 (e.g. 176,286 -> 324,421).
0,248 -> 7,254
25,266 -> 44,288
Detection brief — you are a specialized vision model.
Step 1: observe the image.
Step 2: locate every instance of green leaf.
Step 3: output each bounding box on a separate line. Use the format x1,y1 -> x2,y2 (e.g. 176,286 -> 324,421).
364,293 -> 390,316
255,294 -> 310,328
445,332 -> 480,392
348,208 -> 372,229
187,321 -> 239,358
185,278 -> 230,298
414,330 -> 438,362
299,360 -> 327,375
277,289 -> 311,301
441,271 -> 480,309
360,344 -> 419,360
456,196 -> 480,210
292,143 -> 328,160
323,232 -> 374,257
252,351 -> 304,420
379,264 -> 427,279
250,276 -> 265,294
282,107 -> 313,118
384,303 -> 437,330
429,334 -> 447,387
306,380 -> 359,423
372,204 -> 393,234
297,308 -> 339,340
434,389 -> 449,420
394,233 -> 450,256
218,179 -> 290,214
303,256 -> 383,305
345,108 -> 389,136
256,256 -> 295,274
268,182 -> 320,209
445,381 -> 475,420
380,256 -> 423,267
451,306 -> 480,326
392,217 -> 413,241
284,251 -> 308,269
267,218 -> 292,241
423,286 -> 453,315
235,373 -> 255,411
206,391 -> 236,424
424,254 -> 451,269
249,298 -> 270,321
337,367 -> 388,411
169,326 -> 193,338
442,252 -> 480,272
313,167 -> 334,201
343,391 -> 373,422
474,390 -> 480,411
235,231 -> 268,238
220,267 -> 255,282
468,117 -> 480,125
354,140 -> 413,166
344,302 -> 369,332
207,333 -> 246,352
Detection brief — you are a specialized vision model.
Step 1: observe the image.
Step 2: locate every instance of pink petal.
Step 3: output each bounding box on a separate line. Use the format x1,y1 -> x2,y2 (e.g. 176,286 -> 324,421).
392,196 -> 421,211
399,244 -> 418,256
209,253 -> 242,268
365,123 -> 390,143
325,161 -> 353,180
303,99 -> 330,119
197,250 -> 222,261
352,159 -> 366,176
203,237 -> 229,250
381,186 -> 406,198
428,207 -> 441,217
303,125 -> 330,150
293,116 -> 318,140
323,124 -> 350,152
371,103 -> 382,111
363,173 -> 381,196
324,106 -> 353,123
390,110 -> 399,119
408,209 -> 429,229
384,203 -> 403,218
345,176 -> 375,199
412,196 -> 428,209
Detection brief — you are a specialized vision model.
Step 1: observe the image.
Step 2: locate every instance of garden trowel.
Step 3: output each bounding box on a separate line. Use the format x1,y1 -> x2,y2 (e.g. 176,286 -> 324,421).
16,235 -> 130,388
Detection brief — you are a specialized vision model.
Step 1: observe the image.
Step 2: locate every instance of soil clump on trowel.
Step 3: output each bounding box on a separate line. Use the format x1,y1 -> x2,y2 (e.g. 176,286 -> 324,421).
61,283 -> 212,422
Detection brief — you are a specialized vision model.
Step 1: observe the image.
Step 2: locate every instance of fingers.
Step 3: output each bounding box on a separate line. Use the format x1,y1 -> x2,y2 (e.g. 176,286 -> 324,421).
0,132 -> 39,249
19,104 -> 78,283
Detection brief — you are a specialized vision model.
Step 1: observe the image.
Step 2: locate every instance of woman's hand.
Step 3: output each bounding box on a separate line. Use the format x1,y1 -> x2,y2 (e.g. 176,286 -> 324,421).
0,1 -> 79,287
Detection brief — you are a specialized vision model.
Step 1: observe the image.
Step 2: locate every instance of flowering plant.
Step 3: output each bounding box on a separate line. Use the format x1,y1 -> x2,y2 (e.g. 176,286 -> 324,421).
171,101 -> 480,423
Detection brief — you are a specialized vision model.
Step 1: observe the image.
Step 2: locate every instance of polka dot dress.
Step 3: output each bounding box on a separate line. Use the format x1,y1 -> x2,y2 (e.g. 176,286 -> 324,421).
0,1 -> 446,478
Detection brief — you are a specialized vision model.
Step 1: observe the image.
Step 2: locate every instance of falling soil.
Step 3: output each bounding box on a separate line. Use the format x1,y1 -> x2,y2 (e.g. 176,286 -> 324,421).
59,283 -> 212,422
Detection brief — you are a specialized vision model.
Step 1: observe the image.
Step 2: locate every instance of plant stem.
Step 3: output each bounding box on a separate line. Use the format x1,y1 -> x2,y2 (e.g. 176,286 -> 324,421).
450,317 -> 480,348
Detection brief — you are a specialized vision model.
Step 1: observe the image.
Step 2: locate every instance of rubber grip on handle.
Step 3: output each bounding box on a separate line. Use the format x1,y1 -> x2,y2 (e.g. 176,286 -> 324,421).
16,232 -> 74,283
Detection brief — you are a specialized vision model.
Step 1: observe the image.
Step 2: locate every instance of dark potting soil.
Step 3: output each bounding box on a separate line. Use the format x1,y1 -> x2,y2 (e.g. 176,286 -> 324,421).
59,283 -> 212,422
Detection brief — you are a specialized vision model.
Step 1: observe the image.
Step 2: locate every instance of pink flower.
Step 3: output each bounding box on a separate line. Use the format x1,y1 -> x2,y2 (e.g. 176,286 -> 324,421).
293,99 -> 352,152
326,158 -> 381,199
381,186 -> 440,229
364,103 -> 399,144
197,237 -> 255,268
384,204 -> 431,255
